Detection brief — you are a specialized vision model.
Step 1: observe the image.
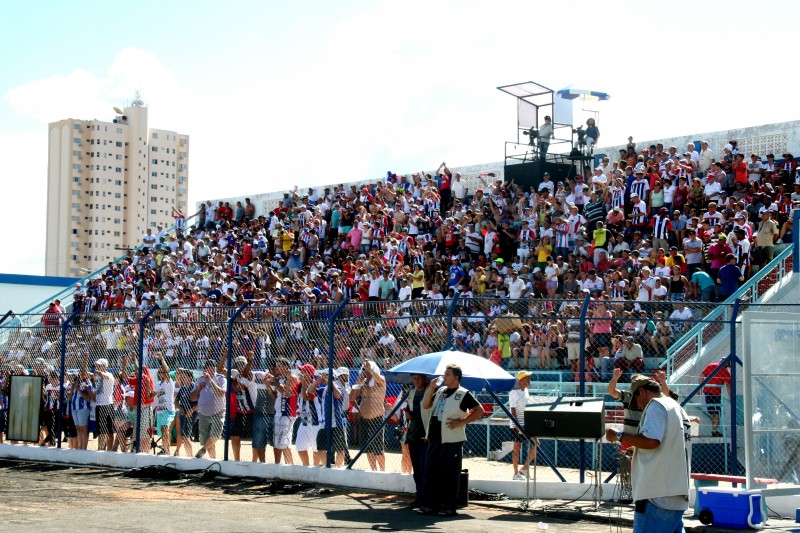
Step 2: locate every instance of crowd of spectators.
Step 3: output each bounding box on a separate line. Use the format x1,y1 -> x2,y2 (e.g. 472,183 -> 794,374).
0,141 -> 797,458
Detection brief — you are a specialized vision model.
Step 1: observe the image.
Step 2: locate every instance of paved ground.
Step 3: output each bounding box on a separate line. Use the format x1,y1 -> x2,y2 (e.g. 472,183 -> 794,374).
0,459 -> 627,533
0,460 -> 795,532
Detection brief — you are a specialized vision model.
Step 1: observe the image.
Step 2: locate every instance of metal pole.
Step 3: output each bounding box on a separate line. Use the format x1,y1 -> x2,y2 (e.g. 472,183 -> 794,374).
443,294 -> 460,350
134,305 -> 159,453
729,299 -> 741,476
578,293 -> 591,484
56,309 -> 80,449
0,310 -> 12,327
486,387 -> 566,482
793,209 -> 799,274
224,302 -> 251,462
326,298 -> 349,468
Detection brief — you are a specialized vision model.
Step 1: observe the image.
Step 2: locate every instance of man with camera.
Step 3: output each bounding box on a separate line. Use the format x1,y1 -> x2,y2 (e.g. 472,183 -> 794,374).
417,364 -> 484,517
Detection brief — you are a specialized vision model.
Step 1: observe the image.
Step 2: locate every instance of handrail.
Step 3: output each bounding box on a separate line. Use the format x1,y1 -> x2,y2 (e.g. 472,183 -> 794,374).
662,245 -> 794,377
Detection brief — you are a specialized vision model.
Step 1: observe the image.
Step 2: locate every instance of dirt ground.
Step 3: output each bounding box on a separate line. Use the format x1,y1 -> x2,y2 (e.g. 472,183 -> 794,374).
0,459 -> 630,533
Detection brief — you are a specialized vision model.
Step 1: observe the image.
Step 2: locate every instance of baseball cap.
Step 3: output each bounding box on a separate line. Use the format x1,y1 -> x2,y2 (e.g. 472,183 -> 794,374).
630,375 -> 659,396
299,364 -> 316,375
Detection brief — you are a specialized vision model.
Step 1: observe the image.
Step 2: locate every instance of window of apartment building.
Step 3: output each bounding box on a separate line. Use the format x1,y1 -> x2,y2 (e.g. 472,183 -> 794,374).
150,209 -> 157,215
152,133 -> 158,139
70,242 -> 79,248
72,150 -> 81,157
116,127 -> 122,134
72,163 -> 80,170
115,154 -> 122,160
71,229 -> 78,235
150,196 -> 157,203
72,176 -> 80,183
178,188 -> 185,196
114,193 -> 121,199
179,152 -> 186,158
115,167 -> 121,173
150,184 -> 157,190
73,123 -> 81,130
114,180 -> 122,186
151,146 -> 158,152
116,141 -> 122,147
114,206 -> 121,211
151,172 -> 157,177
113,231 -> 120,237
71,190 -> 80,196
179,138 -> 186,146
151,158 -> 158,165
150,222 -> 157,228
71,203 -> 80,210
113,218 -> 120,224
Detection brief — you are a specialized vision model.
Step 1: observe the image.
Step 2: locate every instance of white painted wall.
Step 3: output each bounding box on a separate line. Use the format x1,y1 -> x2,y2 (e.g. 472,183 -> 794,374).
0,283 -> 71,314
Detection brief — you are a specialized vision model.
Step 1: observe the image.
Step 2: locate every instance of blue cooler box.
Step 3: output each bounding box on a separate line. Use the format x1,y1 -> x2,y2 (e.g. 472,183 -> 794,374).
696,487 -> 764,529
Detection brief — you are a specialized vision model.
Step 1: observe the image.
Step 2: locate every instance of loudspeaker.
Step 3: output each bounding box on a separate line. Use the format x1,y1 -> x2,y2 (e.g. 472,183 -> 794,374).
503,161 -> 575,190
457,469 -> 469,508
524,396 -> 605,440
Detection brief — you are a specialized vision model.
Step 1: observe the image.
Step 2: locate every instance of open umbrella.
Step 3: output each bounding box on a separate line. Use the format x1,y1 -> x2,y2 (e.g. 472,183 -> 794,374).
385,350 -> 517,392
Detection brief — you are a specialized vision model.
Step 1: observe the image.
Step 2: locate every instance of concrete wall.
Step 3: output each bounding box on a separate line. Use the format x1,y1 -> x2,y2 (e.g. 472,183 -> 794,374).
196,160 -> 507,220
0,274 -> 78,314
196,120 -> 800,220
597,120 -> 800,164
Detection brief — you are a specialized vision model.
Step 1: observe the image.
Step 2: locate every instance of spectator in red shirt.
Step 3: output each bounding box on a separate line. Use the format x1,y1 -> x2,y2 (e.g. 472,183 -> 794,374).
700,359 -> 731,437
732,153 -> 748,186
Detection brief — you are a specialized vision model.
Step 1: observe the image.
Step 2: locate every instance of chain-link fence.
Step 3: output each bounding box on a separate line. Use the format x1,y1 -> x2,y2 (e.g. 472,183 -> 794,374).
0,299 -> 797,487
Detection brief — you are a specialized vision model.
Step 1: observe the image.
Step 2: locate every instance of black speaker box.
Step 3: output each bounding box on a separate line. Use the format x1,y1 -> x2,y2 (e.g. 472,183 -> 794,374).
524,396 -> 605,440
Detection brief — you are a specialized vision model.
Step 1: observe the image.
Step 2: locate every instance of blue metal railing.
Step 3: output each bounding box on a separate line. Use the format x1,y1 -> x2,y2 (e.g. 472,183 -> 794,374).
662,245 -> 794,378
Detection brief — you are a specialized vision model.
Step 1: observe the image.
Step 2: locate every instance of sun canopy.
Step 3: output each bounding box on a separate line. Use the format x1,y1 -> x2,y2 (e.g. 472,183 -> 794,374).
556,87 -> 610,102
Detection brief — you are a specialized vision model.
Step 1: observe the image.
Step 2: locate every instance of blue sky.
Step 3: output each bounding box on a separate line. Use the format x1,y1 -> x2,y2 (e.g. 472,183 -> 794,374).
1,0 -> 798,275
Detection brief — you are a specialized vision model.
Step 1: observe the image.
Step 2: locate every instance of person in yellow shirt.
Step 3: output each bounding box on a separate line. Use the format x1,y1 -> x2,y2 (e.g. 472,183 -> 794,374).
592,222 -> 609,265
536,236 -> 554,271
470,266 -> 486,296
280,227 -> 295,254
410,264 -> 426,298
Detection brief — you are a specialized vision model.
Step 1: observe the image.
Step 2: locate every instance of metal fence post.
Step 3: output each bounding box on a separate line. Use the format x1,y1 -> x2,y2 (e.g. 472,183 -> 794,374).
793,209 -> 799,274
56,309 -> 80,449
325,298 -> 349,468
135,305 -> 159,453
443,294 -> 461,350
578,293 -> 591,484
224,302 -> 251,462
729,299 -> 741,476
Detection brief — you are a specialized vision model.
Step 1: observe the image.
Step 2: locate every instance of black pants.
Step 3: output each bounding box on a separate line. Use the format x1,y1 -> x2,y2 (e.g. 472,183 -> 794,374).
408,439 -> 428,500
423,439 -> 463,512
440,189 -> 452,217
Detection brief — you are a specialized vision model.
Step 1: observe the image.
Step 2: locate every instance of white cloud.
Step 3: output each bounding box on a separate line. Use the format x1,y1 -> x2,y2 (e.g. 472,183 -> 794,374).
6,48 -> 182,125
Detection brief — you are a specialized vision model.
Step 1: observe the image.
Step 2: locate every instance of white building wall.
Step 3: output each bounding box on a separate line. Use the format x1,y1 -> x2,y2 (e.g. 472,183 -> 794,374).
46,104 -> 189,277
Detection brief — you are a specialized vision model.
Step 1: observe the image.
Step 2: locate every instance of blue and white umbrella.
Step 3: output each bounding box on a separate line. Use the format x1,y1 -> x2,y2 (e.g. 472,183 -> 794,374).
385,350 -> 517,392
556,87 -> 611,102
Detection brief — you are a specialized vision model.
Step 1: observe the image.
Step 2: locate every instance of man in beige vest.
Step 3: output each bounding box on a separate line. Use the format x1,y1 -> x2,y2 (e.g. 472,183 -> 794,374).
605,377 -> 691,533
416,364 -> 485,517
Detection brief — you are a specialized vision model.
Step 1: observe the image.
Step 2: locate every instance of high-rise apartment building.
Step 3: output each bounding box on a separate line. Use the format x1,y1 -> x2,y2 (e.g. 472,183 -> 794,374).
45,96 -> 189,277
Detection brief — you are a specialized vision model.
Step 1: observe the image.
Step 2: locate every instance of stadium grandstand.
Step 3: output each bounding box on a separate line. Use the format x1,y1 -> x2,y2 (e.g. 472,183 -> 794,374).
1,117 -> 799,515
